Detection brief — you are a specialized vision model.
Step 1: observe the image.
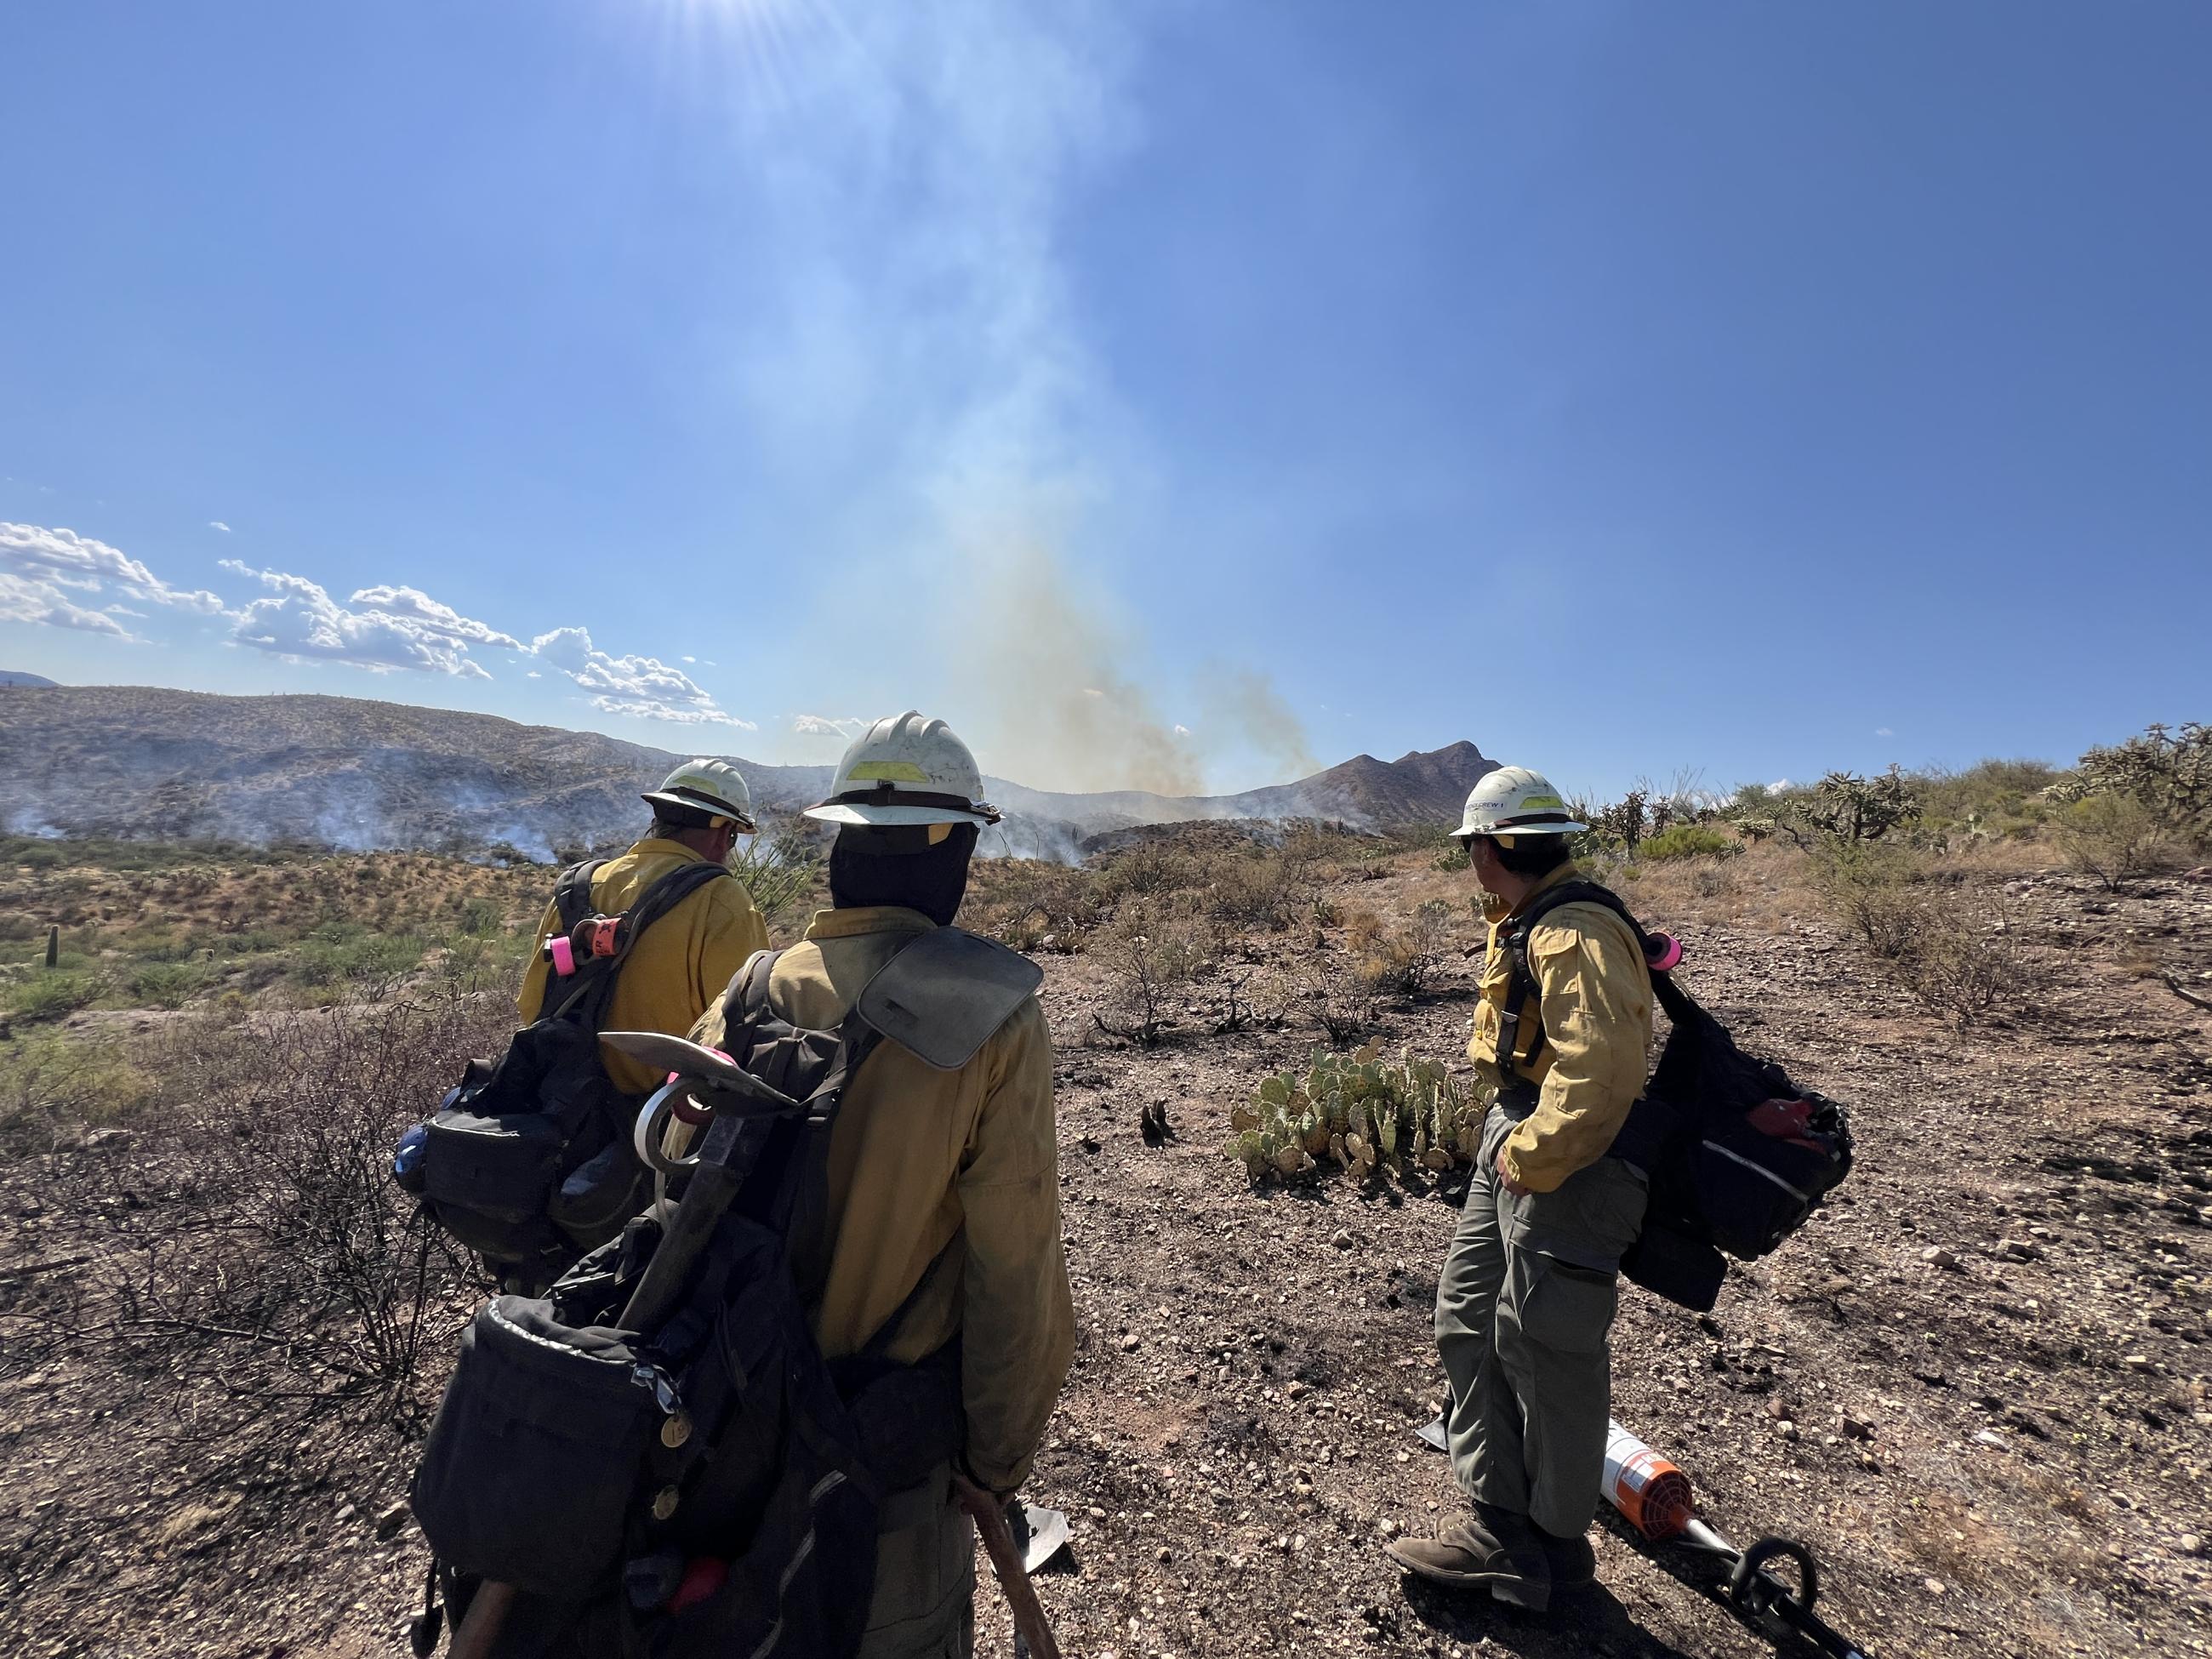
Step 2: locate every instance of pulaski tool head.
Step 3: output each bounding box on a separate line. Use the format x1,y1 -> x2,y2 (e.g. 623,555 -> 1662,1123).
600,1032 -> 801,1114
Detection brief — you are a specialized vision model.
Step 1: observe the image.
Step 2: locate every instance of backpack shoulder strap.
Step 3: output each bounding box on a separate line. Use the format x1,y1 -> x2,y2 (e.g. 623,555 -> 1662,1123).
1499,879 -> 1661,1070
713,944 -> 889,1271
721,945 -> 782,1038
553,859 -> 731,1033
619,858 -> 730,943
1506,879 -> 1647,980
552,858 -> 608,933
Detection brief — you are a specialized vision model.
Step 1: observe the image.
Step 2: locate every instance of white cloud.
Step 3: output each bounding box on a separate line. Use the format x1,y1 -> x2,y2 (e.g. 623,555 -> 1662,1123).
0,521 -> 756,731
225,562 -> 493,679
1874,727 -> 1894,738
531,626 -> 755,728
0,571 -> 138,639
208,521 -> 231,533
350,584 -> 524,651
681,655 -> 697,664
1,522 -> 226,616
793,715 -> 869,738
1172,724 -> 1191,737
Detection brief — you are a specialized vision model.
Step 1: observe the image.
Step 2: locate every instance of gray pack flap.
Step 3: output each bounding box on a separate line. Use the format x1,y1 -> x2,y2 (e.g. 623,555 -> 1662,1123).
856,926 -> 1044,1071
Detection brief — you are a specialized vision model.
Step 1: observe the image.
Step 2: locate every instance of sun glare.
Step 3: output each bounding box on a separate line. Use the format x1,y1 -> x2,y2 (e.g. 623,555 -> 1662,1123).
628,0 -> 841,120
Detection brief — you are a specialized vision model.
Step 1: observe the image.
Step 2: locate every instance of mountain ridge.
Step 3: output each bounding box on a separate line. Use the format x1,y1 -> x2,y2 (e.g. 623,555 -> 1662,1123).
0,684 -> 1493,858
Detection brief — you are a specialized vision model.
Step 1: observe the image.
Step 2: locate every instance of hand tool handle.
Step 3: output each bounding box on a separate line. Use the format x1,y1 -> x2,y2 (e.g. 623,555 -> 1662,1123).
446,1580 -> 516,1659
955,1474 -> 1063,1659
619,1157 -> 740,1332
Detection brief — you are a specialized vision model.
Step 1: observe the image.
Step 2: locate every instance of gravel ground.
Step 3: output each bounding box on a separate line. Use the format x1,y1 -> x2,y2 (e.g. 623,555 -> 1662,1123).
2,859 -> 2207,1658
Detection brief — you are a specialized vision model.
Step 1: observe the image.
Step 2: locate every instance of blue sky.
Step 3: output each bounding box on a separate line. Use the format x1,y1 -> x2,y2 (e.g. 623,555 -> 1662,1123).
3,1 -> 2206,800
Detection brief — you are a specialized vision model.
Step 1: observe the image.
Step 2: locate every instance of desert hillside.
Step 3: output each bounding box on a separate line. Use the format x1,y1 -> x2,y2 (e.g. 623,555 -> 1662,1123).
0,682 -> 1494,858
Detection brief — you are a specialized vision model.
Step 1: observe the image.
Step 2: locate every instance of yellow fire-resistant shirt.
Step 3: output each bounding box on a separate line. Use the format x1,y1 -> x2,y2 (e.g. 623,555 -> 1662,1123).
1467,864 -> 1655,1194
691,904 -> 1075,1496
516,838 -> 768,1097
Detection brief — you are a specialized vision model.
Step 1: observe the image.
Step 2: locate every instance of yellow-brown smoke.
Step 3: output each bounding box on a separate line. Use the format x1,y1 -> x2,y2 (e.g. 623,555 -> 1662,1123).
958,536 -> 1313,798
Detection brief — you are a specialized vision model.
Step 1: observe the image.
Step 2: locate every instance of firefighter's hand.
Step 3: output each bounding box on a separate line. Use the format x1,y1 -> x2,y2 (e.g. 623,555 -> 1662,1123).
1494,1148 -> 1532,1196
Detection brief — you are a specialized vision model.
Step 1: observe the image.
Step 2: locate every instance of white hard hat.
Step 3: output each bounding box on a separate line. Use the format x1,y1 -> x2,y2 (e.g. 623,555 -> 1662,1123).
643,758 -> 756,832
804,711 -> 1001,828
1453,766 -> 1588,839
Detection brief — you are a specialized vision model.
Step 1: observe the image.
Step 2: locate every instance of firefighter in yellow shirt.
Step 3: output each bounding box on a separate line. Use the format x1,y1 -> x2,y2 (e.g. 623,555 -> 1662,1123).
1388,767 -> 1654,1613
691,712 -> 1074,1658
516,758 -> 769,1098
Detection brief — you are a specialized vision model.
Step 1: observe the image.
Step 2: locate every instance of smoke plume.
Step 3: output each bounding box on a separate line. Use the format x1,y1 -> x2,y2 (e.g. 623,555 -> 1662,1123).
704,1 -> 1316,795
959,537 -> 1203,796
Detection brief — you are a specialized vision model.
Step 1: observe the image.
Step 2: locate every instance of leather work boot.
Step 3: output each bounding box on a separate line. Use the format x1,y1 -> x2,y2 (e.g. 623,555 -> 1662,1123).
1384,1503 -> 1553,1611
1536,1524 -> 1596,1589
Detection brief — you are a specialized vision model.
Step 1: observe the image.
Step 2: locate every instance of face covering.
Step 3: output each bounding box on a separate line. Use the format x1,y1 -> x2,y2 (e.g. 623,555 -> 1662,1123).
828,822 -> 978,926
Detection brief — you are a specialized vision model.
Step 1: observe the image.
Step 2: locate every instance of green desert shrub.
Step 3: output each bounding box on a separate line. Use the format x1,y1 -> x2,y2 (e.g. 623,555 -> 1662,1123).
0,1029 -> 153,1152
456,895 -> 510,938
2052,794 -> 2185,891
6,970 -> 105,1023
1813,843 -> 1927,961
1203,852 -> 1306,933
1916,759 -> 2064,836
724,823 -> 826,927
128,961 -> 209,1010
2059,721 -> 2212,851
289,927 -> 426,995
1640,824 -> 1742,862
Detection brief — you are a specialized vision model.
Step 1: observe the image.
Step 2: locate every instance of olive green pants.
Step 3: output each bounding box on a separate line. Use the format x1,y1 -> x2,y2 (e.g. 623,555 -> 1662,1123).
1434,1107 -> 1647,1537
856,1463 -> 977,1659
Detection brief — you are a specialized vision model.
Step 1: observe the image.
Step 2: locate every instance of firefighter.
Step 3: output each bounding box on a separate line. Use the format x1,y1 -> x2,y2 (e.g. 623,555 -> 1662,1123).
691,711 -> 1075,1657
516,758 -> 769,1097
1387,767 -> 1655,1611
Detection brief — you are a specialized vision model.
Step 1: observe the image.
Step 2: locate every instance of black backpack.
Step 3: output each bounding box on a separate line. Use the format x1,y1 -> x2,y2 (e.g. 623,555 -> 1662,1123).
398,857 -> 730,1287
1502,880 -> 1855,1312
408,946 -> 965,1659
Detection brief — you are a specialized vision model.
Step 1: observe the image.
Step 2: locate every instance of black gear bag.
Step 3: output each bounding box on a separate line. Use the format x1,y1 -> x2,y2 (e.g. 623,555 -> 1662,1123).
1502,880 -> 1855,1312
399,857 -> 729,1286
408,946 -> 964,1659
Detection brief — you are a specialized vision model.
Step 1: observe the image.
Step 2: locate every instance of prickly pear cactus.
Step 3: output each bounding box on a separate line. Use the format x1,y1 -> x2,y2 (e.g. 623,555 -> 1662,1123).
1226,1041 -> 1489,1187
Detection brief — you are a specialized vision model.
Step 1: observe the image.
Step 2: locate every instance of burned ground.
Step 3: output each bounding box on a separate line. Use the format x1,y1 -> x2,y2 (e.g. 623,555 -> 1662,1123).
1,830 -> 2208,1658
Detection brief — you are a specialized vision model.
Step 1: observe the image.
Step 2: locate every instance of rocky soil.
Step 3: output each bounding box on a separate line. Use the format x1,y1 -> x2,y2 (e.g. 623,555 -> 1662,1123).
2,857 -> 2208,1658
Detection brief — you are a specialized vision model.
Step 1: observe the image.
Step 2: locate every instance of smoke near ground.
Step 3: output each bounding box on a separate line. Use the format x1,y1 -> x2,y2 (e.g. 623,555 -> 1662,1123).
956,537 -> 1320,798
1200,665 -> 1320,786
956,539 -> 1322,796
965,538 -> 1205,797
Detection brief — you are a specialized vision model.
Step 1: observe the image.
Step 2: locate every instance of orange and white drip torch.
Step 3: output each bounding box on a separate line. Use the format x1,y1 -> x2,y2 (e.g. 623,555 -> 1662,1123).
1599,1417 -> 1869,1657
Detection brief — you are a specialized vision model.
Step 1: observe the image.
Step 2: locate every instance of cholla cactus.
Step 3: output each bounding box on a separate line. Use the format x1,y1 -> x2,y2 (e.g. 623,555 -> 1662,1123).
1223,1041 -> 1495,1187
